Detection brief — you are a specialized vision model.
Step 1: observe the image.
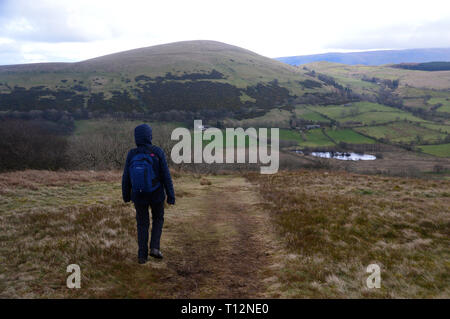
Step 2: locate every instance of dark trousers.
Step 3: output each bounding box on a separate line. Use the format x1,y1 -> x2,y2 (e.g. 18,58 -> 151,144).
134,200 -> 165,259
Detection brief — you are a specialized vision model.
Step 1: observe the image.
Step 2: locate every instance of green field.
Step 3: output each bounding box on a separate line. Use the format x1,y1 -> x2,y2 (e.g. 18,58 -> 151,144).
399,87 -> 450,99
279,129 -> 303,142
229,108 -> 292,128
298,128 -> 335,147
418,143 -> 450,157
355,122 -> 447,143
331,75 -> 379,94
280,128 -> 335,147
403,98 -> 429,110
421,123 -> 450,134
429,98 -> 450,113
294,106 -> 331,123
345,102 -> 399,112
325,128 -> 375,144
339,111 -> 425,125
194,128 -> 259,148
312,102 -> 425,125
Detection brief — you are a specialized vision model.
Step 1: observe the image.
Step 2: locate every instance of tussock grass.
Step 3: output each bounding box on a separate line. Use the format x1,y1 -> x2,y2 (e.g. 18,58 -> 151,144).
0,170 -> 121,190
247,170 -> 450,298
2,169 -> 448,298
199,178 -> 212,186
0,170 -> 173,298
0,170 -> 275,298
0,200 -> 167,298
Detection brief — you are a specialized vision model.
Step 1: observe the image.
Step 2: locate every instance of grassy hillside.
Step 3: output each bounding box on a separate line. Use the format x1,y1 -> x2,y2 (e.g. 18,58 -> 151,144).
0,41 -> 334,116
0,41 -> 318,90
1,169 -> 448,298
305,61 -> 450,91
247,170 -> 450,298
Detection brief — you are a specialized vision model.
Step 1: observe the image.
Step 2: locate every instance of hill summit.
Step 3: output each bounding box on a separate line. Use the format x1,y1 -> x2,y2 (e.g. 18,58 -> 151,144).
0,40 -> 338,120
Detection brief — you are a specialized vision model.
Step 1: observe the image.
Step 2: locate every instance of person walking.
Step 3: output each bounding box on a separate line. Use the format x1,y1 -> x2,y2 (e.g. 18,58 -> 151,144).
122,124 -> 175,264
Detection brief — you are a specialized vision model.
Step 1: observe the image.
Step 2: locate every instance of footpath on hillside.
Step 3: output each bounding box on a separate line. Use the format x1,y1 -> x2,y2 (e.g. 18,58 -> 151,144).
0,171 -> 287,298
144,174 -> 286,298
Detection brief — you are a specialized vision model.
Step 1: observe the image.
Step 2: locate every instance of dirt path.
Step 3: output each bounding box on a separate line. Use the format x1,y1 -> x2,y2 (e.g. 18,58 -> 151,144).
0,171 -> 286,298
149,175 -> 285,298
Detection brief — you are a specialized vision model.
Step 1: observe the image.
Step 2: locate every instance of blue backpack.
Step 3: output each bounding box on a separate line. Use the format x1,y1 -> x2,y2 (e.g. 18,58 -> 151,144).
129,149 -> 161,194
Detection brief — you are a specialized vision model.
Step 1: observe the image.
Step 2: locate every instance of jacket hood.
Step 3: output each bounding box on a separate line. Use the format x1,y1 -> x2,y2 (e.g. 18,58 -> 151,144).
134,124 -> 152,147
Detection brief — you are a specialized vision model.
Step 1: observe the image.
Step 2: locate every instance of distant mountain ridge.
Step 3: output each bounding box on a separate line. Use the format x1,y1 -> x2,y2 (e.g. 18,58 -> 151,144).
277,48 -> 450,66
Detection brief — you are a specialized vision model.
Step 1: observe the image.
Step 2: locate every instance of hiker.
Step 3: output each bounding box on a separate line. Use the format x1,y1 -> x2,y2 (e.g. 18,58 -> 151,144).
122,124 -> 175,264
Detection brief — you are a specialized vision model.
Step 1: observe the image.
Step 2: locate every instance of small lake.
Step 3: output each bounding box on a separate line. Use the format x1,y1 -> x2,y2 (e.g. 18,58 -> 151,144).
294,150 -> 376,161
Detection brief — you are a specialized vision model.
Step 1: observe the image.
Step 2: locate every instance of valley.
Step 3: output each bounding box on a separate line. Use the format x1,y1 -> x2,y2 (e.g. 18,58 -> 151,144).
1,41 -> 448,167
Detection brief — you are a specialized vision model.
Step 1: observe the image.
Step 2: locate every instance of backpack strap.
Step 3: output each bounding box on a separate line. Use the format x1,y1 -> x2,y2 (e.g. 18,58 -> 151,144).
145,145 -> 162,183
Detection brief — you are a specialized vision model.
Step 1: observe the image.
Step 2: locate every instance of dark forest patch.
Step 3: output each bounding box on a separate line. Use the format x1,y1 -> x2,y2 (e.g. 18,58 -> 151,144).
391,62 -> 450,71
0,77 -> 295,120
135,69 -> 225,82
297,79 -> 323,89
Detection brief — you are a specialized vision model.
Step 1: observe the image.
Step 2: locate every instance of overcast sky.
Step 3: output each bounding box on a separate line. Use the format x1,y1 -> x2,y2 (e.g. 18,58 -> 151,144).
0,0 -> 449,65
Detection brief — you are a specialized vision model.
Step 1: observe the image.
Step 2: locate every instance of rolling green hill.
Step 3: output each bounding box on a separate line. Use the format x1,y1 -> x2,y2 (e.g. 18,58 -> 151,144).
304,61 -> 450,92
0,40 -> 335,117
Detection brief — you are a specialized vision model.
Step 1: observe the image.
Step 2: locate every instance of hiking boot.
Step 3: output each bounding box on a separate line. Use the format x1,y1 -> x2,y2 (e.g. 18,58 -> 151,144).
150,248 -> 163,259
138,258 -> 147,264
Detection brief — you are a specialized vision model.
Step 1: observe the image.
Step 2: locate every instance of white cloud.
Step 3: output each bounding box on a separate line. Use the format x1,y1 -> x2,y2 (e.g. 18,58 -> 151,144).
0,0 -> 449,65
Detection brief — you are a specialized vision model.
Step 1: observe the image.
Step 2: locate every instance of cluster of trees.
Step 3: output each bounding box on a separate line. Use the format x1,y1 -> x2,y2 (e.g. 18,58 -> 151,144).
391,62 -> 450,71
66,121 -> 147,170
297,79 -> 323,89
299,71 -> 360,104
0,120 -> 69,171
87,90 -> 141,113
244,81 -> 293,108
136,80 -> 243,112
294,91 -> 357,106
0,119 -> 177,172
0,85 -> 85,112
376,88 -> 403,108
135,69 -> 225,82
288,116 -> 328,129
362,76 -> 400,90
1,78 -> 298,121
0,109 -> 75,133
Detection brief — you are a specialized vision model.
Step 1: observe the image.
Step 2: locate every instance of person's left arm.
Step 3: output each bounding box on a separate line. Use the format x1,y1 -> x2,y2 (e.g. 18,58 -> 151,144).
156,148 -> 175,205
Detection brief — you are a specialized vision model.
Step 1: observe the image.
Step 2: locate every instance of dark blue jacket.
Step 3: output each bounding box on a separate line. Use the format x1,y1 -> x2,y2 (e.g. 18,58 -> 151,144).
122,124 -> 175,205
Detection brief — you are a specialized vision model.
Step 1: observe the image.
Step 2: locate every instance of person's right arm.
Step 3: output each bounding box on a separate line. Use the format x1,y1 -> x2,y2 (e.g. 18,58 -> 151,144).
122,151 -> 132,203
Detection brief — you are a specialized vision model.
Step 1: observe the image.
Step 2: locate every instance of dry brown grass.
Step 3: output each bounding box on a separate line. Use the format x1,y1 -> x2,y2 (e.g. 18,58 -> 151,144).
199,178 -> 212,186
0,170 -> 121,190
246,170 -> 450,298
0,170 -> 284,298
0,200 -> 171,298
2,168 -> 448,298
0,169 -> 173,298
